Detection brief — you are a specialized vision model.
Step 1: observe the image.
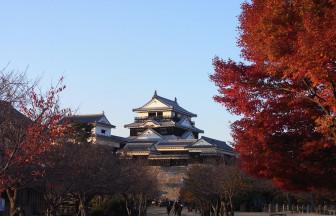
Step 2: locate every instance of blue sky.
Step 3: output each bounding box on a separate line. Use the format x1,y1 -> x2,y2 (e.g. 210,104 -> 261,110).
0,1 -> 244,142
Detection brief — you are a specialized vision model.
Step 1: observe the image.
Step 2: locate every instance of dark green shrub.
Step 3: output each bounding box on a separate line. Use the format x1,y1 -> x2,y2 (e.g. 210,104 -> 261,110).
90,197 -> 127,216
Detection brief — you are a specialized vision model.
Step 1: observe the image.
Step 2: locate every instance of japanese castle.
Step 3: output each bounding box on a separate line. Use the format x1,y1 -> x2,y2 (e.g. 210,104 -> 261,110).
66,91 -> 236,165
121,91 -> 236,165
62,92 -> 237,198
72,91 -> 236,166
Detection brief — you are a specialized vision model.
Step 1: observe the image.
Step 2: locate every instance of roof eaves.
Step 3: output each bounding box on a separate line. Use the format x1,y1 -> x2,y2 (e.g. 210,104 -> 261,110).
95,121 -> 116,128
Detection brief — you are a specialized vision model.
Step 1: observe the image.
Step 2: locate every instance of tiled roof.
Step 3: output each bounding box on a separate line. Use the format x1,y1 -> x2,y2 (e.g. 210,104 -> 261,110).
121,136 -> 236,157
155,95 -> 196,117
181,131 -> 194,139
125,120 -> 204,133
157,140 -> 196,147
126,139 -> 158,143
133,92 -> 197,117
162,135 -> 178,140
64,113 -> 116,128
122,142 -> 155,151
199,136 -> 235,153
148,154 -> 190,160
124,120 -> 175,128
96,134 -> 128,143
175,122 -> 204,133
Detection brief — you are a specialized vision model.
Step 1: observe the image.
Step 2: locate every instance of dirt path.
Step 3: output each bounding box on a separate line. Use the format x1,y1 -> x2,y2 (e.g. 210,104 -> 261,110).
147,207 -> 330,216
147,206 -> 199,216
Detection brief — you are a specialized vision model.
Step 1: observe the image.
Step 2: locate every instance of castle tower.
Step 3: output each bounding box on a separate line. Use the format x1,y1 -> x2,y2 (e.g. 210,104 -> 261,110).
124,91 -> 204,140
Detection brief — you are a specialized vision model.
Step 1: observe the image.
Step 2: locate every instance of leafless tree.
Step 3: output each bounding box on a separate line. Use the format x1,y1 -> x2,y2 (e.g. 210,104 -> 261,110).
181,164 -> 246,216
0,70 -> 35,175
120,161 -> 159,216
0,68 -> 36,104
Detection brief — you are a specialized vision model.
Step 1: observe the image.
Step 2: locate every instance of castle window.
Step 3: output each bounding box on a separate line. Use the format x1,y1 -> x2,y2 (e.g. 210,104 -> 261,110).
148,112 -> 156,118
157,112 -> 163,117
101,129 -> 106,134
160,128 -> 168,134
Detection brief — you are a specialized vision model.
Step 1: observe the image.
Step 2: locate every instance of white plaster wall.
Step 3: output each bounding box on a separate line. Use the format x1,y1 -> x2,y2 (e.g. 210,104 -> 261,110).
137,129 -> 162,140
144,99 -> 168,108
163,111 -> 172,118
93,125 -> 111,136
193,139 -> 212,146
137,112 -> 148,118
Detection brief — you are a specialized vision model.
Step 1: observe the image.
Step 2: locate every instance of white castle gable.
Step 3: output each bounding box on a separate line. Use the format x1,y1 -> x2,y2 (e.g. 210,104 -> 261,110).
143,98 -> 169,109
98,115 -> 111,125
136,129 -> 162,140
144,121 -> 160,128
193,139 -> 213,146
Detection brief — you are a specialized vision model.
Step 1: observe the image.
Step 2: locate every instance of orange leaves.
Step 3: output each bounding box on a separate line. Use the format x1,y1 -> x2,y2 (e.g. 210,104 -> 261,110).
211,0 -> 336,191
240,0 -> 336,91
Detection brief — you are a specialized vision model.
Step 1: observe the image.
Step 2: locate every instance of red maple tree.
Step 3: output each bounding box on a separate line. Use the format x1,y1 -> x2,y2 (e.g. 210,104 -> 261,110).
211,0 -> 336,191
0,77 -> 69,215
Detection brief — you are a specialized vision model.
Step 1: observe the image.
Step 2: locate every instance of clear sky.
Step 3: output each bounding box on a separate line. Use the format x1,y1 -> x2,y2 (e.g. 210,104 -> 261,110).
0,1 -> 244,142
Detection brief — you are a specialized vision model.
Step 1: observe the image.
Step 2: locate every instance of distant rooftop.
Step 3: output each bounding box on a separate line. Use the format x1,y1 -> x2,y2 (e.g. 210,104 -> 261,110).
0,100 -> 31,124
64,113 -> 116,128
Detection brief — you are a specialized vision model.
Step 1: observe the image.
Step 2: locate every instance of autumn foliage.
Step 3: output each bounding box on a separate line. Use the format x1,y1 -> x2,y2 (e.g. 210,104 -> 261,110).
211,0 -> 336,191
0,72 -> 159,216
0,74 -> 69,216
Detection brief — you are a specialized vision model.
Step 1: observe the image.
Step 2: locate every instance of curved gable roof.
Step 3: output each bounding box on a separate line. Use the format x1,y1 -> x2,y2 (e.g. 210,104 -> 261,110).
133,92 -> 197,117
136,128 -> 163,140
200,136 -> 235,153
63,113 -> 116,128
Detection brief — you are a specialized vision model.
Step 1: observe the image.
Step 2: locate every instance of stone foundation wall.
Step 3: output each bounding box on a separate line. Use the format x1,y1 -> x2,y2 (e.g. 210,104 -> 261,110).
151,165 -> 189,200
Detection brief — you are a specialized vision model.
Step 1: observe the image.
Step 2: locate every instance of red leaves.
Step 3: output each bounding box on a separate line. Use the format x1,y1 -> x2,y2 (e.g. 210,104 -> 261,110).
17,83 -> 68,165
211,0 -> 336,191
0,77 -> 70,191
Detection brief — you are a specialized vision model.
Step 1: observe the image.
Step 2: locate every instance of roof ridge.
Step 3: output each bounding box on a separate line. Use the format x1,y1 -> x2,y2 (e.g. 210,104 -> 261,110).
161,138 -> 196,143
72,113 -> 104,117
201,136 -> 225,143
201,136 -> 235,151
155,94 -> 176,104
134,93 -> 197,117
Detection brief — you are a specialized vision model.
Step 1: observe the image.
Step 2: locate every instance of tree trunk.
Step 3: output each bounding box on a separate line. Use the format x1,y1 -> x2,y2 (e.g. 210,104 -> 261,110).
137,194 -> 147,216
77,201 -> 86,216
45,208 -> 53,216
228,197 -> 234,216
220,201 -> 226,216
45,204 -> 57,216
77,193 -> 88,216
223,202 -> 229,216
6,188 -> 18,216
210,200 -> 220,216
137,194 -> 142,216
124,195 -> 132,216
45,196 -> 63,216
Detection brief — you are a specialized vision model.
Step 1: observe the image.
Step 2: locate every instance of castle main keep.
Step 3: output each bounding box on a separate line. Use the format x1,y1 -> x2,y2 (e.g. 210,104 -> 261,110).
67,92 -> 237,199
